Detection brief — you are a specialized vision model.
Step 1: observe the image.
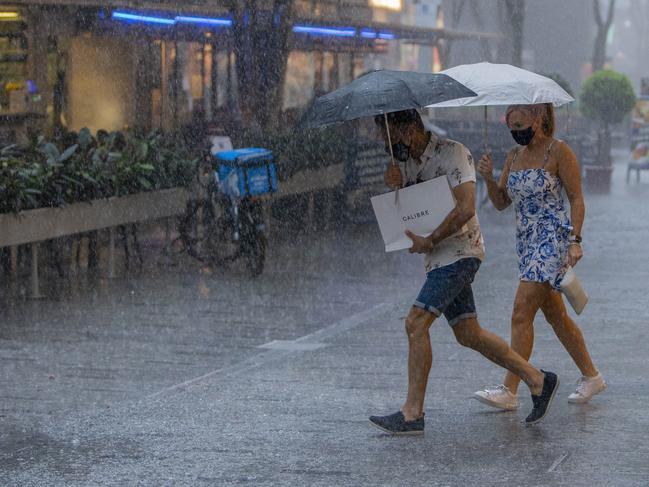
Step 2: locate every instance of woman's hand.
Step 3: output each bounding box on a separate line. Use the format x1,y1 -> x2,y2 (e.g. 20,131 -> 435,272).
384,164 -> 403,189
567,243 -> 583,267
477,153 -> 495,181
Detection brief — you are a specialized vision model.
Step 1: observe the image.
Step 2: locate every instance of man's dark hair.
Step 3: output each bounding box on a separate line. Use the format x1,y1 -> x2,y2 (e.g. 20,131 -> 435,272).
374,109 -> 424,130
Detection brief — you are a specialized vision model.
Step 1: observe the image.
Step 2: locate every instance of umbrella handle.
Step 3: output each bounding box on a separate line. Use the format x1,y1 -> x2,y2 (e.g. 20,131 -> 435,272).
384,113 -> 396,167
483,106 -> 490,154
383,113 -> 399,206
384,113 -> 400,205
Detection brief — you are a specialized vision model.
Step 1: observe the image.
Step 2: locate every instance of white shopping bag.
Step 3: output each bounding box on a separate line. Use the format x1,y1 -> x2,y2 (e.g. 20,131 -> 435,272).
371,176 -> 455,252
560,266 -> 589,315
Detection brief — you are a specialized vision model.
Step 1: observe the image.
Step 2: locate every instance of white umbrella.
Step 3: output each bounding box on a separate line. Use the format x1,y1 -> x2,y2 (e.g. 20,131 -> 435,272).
428,62 -> 575,150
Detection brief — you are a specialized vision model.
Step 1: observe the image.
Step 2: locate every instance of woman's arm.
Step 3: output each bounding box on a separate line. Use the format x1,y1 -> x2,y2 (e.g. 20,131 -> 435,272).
556,141 -> 585,267
477,150 -> 514,211
557,142 -> 585,236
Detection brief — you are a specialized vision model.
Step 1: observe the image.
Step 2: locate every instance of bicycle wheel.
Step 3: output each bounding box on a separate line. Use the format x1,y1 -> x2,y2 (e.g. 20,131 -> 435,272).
243,232 -> 266,278
239,199 -> 266,277
179,195 -> 233,265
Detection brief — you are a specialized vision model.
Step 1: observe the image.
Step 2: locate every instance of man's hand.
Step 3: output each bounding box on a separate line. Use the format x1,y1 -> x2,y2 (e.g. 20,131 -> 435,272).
384,164 -> 403,189
405,230 -> 433,254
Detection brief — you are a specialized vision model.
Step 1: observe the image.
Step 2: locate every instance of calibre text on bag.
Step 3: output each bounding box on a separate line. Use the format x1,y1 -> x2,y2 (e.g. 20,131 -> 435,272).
402,210 -> 430,222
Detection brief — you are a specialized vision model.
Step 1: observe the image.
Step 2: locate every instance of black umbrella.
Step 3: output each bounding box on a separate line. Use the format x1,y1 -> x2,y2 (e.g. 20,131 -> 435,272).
300,69 -> 476,165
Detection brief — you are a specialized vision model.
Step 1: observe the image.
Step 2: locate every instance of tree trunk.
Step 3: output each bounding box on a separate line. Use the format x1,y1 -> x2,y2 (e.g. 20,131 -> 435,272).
227,0 -> 294,132
592,0 -> 616,72
598,121 -> 612,166
440,0 -> 467,66
469,0 -> 493,62
592,31 -> 608,72
504,0 -> 526,67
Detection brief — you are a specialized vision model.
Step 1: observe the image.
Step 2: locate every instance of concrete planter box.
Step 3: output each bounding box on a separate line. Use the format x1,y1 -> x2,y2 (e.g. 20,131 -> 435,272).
0,187 -> 189,248
0,188 -> 189,297
583,165 -> 613,193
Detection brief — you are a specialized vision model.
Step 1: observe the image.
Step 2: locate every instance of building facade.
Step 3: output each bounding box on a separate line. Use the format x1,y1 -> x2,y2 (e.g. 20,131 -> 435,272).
1,1 -> 497,140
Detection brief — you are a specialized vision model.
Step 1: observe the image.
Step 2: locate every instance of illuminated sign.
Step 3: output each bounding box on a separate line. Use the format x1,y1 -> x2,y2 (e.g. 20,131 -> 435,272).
369,0 -> 403,11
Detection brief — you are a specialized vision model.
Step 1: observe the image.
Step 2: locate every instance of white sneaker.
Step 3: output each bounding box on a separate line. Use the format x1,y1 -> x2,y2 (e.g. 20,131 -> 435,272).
568,372 -> 607,403
473,384 -> 519,410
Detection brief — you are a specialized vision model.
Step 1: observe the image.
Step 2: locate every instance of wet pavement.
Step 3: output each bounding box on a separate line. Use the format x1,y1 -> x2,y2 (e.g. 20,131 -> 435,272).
2,152 -> 649,486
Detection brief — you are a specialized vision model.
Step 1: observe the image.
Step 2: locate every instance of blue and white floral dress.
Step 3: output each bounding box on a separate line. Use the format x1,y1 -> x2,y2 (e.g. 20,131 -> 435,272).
506,141 -> 572,289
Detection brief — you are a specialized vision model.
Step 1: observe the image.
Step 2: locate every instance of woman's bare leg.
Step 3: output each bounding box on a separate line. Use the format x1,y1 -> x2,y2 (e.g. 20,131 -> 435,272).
540,290 -> 598,377
503,282 -> 546,394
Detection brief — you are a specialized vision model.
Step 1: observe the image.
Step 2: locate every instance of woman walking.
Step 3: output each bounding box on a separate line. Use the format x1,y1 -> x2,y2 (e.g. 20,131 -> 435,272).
474,103 -> 606,410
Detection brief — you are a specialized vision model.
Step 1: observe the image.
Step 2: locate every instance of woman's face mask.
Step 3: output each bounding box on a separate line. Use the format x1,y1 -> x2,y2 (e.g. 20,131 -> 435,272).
510,126 -> 536,146
507,108 -> 538,146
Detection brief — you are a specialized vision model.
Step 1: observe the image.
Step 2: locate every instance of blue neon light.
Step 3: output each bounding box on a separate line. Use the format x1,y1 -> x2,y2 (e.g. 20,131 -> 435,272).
112,11 -> 175,25
175,16 -> 232,26
292,25 -> 356,37
110,10 -> 397,41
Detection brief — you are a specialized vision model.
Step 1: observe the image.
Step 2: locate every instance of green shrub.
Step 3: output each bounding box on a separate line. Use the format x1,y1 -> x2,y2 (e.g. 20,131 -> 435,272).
580,70 -> 636,165
580,70 -> 636,126
0,129 -> 198,214
0,147 -> 42,214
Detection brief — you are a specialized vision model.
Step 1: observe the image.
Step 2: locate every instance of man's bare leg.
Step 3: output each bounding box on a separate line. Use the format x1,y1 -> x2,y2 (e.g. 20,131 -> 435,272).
452,318 -> 544,395
503,282 -> 543,394
401,306 -> 437,421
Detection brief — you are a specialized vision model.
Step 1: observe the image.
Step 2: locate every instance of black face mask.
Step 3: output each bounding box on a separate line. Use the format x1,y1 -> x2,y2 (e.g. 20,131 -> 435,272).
510,126 -> 535,146
390,142 -> 410,162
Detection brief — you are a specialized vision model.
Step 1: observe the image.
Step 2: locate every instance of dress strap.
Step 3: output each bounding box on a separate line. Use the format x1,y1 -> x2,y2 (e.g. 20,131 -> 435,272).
506,147 -> 522,174
543,140 -> 557,166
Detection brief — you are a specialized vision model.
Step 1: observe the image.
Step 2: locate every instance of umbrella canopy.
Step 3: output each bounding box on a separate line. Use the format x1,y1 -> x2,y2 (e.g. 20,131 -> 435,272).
429,62 -> 574,108
300,69 -> 477,129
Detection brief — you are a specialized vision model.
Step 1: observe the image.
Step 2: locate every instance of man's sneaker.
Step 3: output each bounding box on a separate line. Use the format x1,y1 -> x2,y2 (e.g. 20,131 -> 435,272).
525,370 -> 560,425
369,411 -> 424,435
473,385 -> 519,411
568,372 -> 607,403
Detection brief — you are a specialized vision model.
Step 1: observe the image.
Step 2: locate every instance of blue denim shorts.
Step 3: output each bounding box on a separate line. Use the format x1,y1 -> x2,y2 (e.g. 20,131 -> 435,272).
414,257 -> 481,326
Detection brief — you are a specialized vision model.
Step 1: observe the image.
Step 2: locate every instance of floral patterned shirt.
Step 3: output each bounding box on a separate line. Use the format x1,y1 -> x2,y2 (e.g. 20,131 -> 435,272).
400,133 -> 486,272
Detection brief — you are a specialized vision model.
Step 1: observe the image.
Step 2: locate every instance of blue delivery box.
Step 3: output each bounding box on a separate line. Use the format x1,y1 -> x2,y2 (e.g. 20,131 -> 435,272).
215,148 -> 278,197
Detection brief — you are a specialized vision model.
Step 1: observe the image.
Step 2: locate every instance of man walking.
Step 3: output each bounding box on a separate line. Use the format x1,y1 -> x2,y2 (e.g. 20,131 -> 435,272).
369,110 -> 558,434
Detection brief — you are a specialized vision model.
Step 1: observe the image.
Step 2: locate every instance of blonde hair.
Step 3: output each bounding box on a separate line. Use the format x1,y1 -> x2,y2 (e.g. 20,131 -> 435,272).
506,103 -> 555,137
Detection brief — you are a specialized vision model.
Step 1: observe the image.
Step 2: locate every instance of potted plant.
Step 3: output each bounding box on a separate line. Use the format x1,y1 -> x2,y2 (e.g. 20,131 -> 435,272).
579,70 -> 636,192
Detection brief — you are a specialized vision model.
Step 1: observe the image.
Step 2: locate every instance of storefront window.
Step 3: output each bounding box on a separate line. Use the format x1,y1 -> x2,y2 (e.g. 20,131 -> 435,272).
0,10 -> 27,113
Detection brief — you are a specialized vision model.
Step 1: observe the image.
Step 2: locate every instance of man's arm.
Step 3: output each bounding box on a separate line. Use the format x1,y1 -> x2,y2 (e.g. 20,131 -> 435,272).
406,181 -> 476,253
430,181 -> 476,244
